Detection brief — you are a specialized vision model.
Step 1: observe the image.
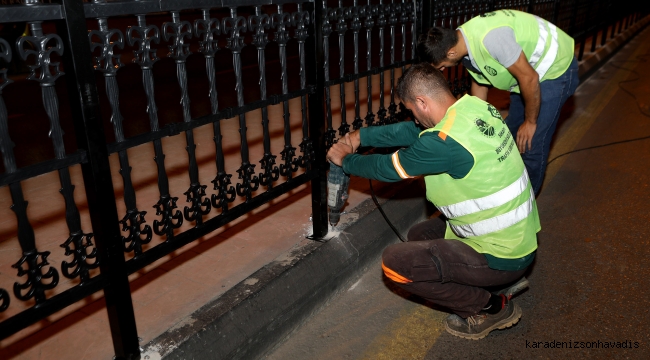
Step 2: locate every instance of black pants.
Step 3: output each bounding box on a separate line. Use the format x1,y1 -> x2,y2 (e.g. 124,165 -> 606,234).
381,218 -> 527,318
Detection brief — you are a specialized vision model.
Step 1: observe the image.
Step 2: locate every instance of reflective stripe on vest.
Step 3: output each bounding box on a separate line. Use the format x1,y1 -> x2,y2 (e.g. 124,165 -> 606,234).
531,17 -> 559,79
450,187 -> 535,238
437,170 -> 530,219
529,18 -> 548,66
510,17 -> 560,91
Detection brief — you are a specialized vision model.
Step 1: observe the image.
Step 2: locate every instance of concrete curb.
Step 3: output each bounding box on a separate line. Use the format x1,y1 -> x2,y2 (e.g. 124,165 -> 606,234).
142,179 -> 431,360
578,16 -> 650,82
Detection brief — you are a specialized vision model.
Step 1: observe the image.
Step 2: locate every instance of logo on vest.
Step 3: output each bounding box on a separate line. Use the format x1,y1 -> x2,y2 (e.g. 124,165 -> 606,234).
480,12 -> 496,17
475,119 -> 495,137
487,104 -> 504,122
483,65 -> 498,76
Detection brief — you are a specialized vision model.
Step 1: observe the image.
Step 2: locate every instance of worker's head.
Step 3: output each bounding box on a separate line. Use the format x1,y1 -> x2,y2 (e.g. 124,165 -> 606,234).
417,27 -> 463,71
396,63 -> 456,128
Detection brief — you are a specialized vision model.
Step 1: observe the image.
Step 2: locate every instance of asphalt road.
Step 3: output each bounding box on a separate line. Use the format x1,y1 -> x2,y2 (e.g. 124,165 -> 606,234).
265,27 -> 650,360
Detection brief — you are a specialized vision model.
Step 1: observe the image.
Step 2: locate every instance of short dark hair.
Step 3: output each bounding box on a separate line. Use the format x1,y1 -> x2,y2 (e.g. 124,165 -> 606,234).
417,27 -> 459,65
396,63 -> 453,103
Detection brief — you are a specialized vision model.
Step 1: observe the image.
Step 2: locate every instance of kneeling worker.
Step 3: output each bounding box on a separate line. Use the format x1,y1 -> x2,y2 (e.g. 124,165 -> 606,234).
326,63 -> 539,339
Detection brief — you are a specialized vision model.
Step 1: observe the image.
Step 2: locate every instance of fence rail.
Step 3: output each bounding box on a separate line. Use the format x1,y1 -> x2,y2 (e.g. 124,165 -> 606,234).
0,0 -> 647,358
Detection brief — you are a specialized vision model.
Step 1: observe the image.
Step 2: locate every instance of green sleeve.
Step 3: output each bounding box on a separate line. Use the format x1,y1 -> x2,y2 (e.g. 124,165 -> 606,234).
342,153 -> 402,182
342,131 -> 474,181
359,121 -> 421,148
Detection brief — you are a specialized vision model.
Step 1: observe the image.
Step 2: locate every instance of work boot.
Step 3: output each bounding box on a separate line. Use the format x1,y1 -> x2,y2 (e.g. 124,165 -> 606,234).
495,276 -> 529,299
444,296 -> 522,340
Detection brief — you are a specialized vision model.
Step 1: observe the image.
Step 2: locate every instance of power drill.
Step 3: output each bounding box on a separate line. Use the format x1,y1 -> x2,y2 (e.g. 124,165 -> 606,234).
327,162 -> 350,226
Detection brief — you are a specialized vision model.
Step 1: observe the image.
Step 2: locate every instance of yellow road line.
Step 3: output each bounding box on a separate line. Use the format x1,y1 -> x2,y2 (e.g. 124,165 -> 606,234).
544,36 -> 650,186
360,304 -> 447,360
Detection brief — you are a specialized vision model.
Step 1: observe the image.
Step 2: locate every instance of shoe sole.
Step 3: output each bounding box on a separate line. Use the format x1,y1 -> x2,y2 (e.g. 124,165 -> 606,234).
444,303 -> 522,340
496,277 -> 530,299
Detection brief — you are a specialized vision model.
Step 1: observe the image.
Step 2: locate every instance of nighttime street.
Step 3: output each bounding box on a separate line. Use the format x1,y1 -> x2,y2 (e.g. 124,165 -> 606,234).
265,25 -> 650,360
1,2 -> 650,359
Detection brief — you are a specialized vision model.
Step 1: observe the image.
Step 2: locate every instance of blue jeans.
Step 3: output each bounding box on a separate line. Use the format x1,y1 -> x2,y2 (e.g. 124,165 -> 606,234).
506,57 -> 579,195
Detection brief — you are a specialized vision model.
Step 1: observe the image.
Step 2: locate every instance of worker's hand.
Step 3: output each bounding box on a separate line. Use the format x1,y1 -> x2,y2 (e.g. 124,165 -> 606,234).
338,131 -> 361,153
339,131 -> 361,153
516,120 -> 537,153
327,134 -> 355,167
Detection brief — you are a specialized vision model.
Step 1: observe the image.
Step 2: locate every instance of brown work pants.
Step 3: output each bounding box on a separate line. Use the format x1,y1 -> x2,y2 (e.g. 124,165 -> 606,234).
381,218 -> 527,318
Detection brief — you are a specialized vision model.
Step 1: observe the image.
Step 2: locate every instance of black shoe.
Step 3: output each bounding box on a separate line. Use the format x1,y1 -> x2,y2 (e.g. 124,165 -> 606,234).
444,297 -> 522,340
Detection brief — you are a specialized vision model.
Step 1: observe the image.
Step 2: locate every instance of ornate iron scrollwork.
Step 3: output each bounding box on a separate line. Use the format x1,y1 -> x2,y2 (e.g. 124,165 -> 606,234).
323,6 -> 337,148
60,232 -> 99,283
91,18 -> 152,256
211,171 -> 236,212
400,1 -> 409,67
195,10 -> 237,212
364,2 -> 377,127
408,0 -> 417,59
128,15 -> 183,240
0,38 -> 13,174
182,182 -> 211,224
376,2 -> 388,125
17,24 -> 63,86
292,4 -> 313,169
127,15 -> 160,70
393,0 -> 416,123
387,2 -> 399,124
350,2 -> 364,131
273,5 -> 299,179
250,6 -> 280,187
163,12 -> 192,61
3,32 -> 60,294
12,249 -> 59,304
335,3 -> 351,136
195,10 -> 220,57
0,38 -> 13,311
18,22 -> 97,282
164,11 -> 211,225
89,19 -> 124,76
153,196 -> 183,238
224,8 -> 259,201
118,207 -> 151,255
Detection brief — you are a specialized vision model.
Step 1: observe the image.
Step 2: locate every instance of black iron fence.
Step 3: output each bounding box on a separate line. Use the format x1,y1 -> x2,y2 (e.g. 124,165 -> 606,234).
0,0 -> 647,359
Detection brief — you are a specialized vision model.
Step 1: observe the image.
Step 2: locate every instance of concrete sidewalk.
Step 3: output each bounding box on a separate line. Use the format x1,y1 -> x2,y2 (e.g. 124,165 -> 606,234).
265,25 -> 650,360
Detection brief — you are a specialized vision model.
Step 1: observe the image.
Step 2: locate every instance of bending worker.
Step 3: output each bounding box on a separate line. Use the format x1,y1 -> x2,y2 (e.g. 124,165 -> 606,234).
326,63 -> 539,340
418,9 -> 579,195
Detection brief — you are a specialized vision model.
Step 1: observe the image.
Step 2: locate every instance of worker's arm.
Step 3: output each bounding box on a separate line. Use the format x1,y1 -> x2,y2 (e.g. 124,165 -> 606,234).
326,132 -> 473,182
355,121 -> 422,149
328,121 -> 421,169
470,80 -> 490,101
507,51 -> 540,153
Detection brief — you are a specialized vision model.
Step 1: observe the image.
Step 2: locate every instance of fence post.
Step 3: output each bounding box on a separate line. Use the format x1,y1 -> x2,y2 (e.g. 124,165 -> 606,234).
306,0 -> 329,239
55,0 -> 140,359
